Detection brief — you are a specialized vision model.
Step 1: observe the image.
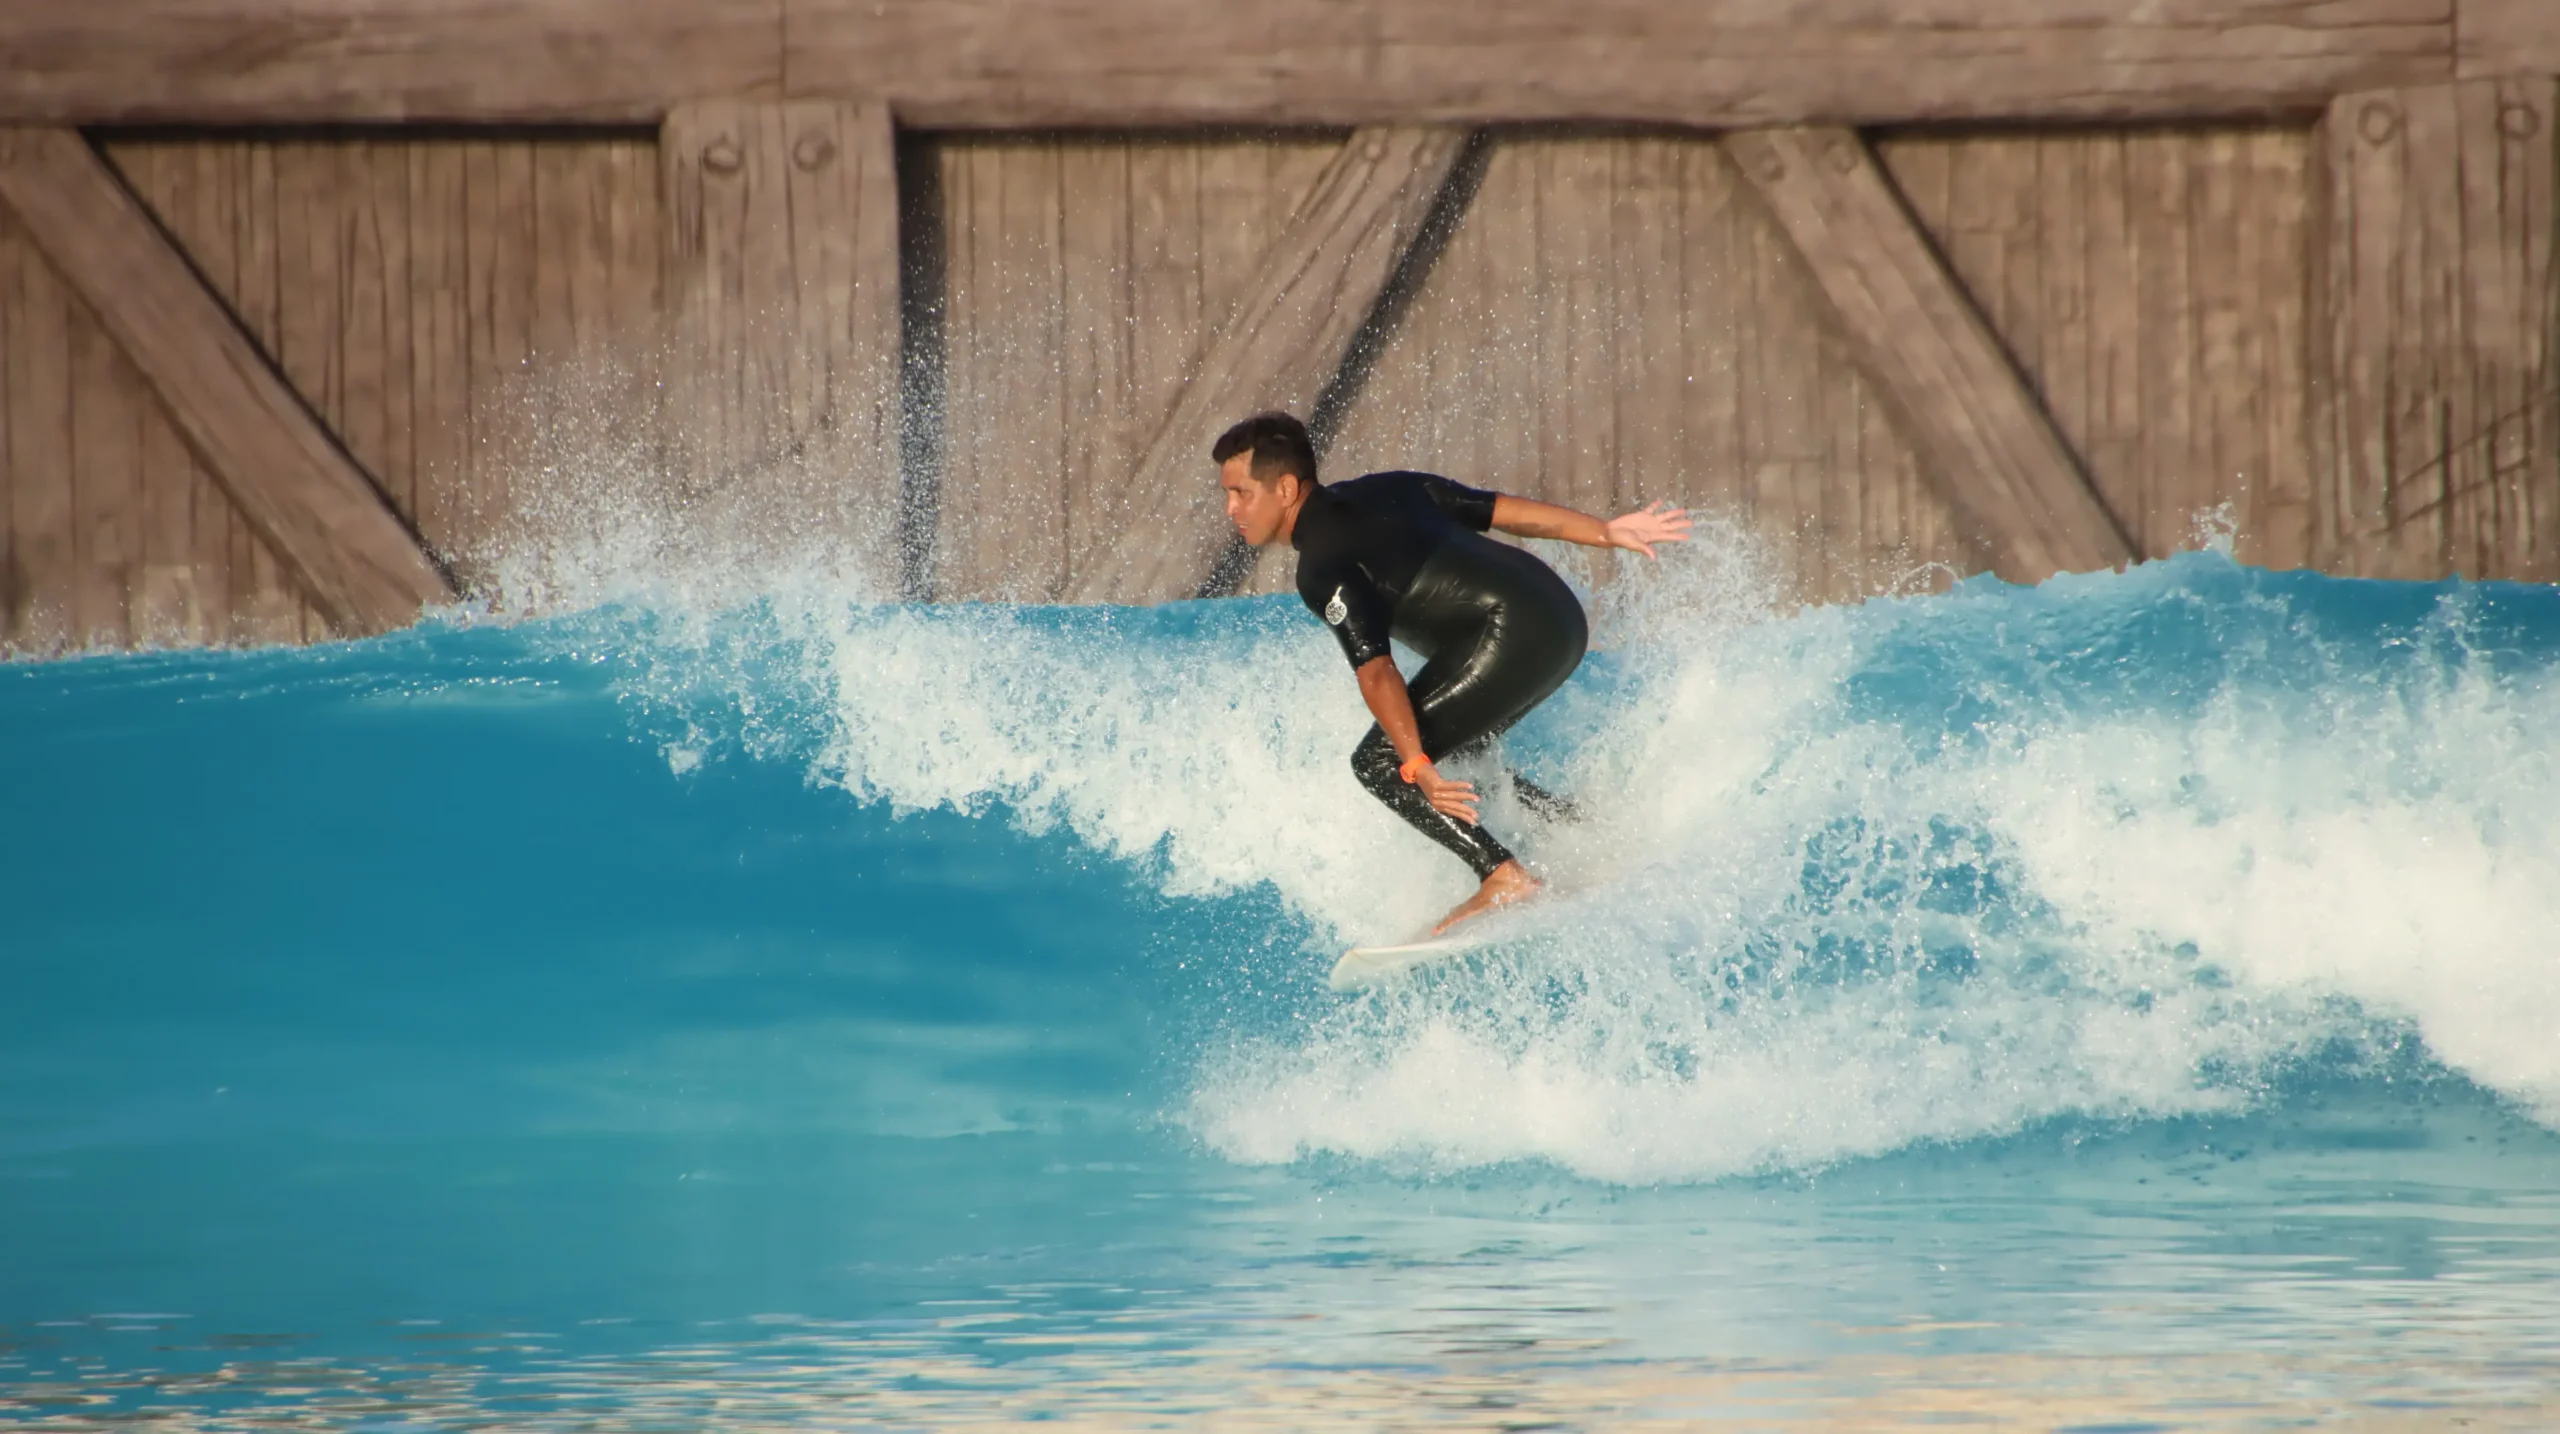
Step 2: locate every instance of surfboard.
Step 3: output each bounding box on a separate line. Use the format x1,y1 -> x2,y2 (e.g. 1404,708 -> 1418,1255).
1327,929 -> 1498,992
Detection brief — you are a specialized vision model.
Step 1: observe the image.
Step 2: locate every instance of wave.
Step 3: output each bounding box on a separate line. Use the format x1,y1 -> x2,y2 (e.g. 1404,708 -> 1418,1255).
13,523 -> 2558,1187
507,522 -> 2559,1184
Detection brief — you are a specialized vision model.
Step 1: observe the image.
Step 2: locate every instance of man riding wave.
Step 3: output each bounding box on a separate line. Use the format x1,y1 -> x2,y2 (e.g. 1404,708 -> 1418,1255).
1212,412 -> 1691,936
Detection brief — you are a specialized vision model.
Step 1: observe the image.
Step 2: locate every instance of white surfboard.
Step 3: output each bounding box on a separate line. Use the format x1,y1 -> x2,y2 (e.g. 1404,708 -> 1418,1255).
1327,931 -> 1493,992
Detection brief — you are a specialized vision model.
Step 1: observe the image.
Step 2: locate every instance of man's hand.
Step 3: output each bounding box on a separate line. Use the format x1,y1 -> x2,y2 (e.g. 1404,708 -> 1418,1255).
1603,501 -> 1693,559
1410,762 -> 1480,825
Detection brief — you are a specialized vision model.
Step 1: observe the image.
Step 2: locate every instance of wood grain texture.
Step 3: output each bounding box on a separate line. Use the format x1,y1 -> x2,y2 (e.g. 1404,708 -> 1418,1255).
1321,133 -> 1975,608
0,127 -> 449,635
3,205 -> 76,649
1728,126 -> 2134,580
660,100 -> 902,587
1878,127 -> 2318,569
1,0 -> 782,124
2312,77 -> 2558,580
931,132 -> 1359,601
110,132 -> 663,599
2459,0 -> 2560,79
1066,127 -> 1469,604
790,0 -> 2452,128
3,1 -> 2452,127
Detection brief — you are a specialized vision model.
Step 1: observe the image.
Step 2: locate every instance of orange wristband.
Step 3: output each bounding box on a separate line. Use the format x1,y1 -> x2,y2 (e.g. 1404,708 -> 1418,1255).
1398,754 -> 1433,785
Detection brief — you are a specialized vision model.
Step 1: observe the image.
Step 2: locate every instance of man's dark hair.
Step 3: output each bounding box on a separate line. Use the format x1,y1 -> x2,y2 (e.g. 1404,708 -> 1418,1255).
1211,412 -> 1318,488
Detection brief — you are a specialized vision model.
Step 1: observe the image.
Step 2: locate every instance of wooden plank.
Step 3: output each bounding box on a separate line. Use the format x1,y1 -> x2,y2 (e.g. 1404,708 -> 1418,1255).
134,385 -> 205,646
408,143 -> 469,565
1727,126 -> 2133,580
930,140 -> 1072,600
2311,79 -> 2558,578
5,206 -> 76,650
661,98 -> 902,573
67,292 -> 139,645
1479,142 -> 1543,498
787,0 -> 2453,129
997,142 -> 1066,600
1680,144 -> 1748,524
1056,141 -> 1135,589
0,215 -> 18,641
2459,0 -> 2560,80
2247,128 -> 2317,570
0,127 -> 451,634
1619,138 -> 1685,527
2127,133 -> 2199,555
1065,126 -> 1469,603
1,0 -> 783,124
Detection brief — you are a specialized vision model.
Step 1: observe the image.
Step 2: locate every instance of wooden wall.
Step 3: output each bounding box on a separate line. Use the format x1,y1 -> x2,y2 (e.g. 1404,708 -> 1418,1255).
1298,132 -> 1972,606
932,128 -> 2327,607
0,133 -> 660,652
3,97 -> 2557,653
1879,127 -> 2317,569
0,200 -> 322,648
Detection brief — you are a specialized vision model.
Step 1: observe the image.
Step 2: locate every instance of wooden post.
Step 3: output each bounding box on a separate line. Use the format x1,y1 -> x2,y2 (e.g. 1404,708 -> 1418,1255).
2311,77 -> 2559,581
661,99 -> 903,580
1726,126 -> 2134,581
0,126 -> 452,636
1064,126 -> 1468,604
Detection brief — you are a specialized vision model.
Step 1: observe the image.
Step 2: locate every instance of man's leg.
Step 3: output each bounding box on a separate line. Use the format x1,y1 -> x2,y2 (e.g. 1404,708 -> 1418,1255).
1350,725 -> 1515,881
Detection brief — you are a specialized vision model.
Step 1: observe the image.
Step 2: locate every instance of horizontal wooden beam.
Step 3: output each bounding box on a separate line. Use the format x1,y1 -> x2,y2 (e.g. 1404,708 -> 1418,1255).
3,1 -> 2458,128
0,126 -> 454,634
1066,127 -> 1470,605
2459,0 -> 2560,79
0,0 -> 783,125
795,0 -> 2454,129
1727,126 -> 2136,581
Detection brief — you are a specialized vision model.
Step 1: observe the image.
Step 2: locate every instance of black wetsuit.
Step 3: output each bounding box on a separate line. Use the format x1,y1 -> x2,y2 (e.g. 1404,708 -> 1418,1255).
1292,471 -> 1589,879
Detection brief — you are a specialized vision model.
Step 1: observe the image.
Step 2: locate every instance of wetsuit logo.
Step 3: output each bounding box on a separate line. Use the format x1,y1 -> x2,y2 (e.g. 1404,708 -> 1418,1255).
1324,588 -> 1349,627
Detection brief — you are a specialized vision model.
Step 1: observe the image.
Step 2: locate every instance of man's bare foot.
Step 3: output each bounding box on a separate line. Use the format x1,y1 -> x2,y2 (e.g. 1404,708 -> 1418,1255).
1430,860 -> 1543,936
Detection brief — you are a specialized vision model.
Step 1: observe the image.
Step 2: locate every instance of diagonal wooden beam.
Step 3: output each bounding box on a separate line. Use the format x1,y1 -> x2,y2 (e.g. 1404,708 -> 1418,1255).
0,126 -> 453,635
1726,126 -> 2135,582
1065,126 -> 1468,604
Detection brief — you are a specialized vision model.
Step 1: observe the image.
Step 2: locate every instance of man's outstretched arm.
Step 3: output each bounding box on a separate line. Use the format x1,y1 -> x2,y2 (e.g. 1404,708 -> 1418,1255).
1489,496 -> 1693,558
1354,655 -> 1479,825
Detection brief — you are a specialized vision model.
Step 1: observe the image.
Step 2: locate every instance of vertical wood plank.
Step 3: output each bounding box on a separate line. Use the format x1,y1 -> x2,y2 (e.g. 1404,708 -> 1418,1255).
0,215 -> 18,641
2316,79 -> 2557,581
1619,137 -> 1684,521
8,223 -> 75,650
2084,133 -> 2146,555
2036,133 -> 2095,537
133,388 -> 203,646
1056,139 -> 1132,584
66,296 -> 137,646
1127,141 -> 1203,459
1685,144 -> 1747,527
1481,143 -> 1543,498
409,143 -> 470,566
2460,78 -> 2557,580
2249,128 -> 2316,570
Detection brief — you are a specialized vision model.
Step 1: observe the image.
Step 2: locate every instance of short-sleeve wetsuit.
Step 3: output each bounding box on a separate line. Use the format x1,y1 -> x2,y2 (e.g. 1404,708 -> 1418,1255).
1292,471 -> 1589,879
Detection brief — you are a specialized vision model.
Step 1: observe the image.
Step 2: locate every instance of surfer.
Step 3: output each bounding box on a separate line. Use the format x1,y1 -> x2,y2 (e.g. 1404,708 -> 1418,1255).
1214,412 -> 1691,935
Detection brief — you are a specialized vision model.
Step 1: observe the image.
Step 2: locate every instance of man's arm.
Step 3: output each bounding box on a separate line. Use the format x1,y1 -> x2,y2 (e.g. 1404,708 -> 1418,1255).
1490,496 -> 1692,558
1355,655 -> 1479,825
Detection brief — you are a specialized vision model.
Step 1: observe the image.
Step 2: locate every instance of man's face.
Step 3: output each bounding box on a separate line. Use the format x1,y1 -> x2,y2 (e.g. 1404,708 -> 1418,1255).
1220,454 -> 1301,546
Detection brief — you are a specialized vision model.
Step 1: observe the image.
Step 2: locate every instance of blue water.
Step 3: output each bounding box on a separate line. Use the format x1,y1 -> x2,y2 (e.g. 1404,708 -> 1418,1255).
6,546 -> 2559,1428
